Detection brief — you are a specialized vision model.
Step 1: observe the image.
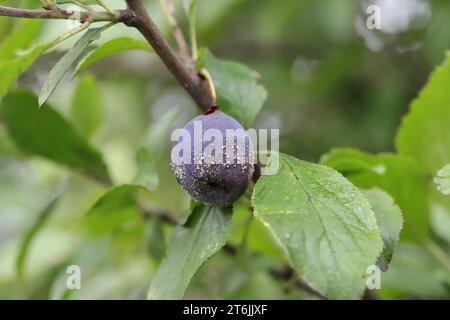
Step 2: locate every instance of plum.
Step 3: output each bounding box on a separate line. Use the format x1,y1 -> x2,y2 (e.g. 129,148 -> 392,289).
171,108 -> 254,207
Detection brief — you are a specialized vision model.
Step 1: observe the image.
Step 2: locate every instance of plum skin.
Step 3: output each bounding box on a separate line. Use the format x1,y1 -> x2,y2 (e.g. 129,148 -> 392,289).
171,109 -> 254,207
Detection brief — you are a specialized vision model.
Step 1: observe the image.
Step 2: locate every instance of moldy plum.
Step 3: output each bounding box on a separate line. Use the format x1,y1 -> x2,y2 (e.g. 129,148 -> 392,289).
171,108 -> 254,207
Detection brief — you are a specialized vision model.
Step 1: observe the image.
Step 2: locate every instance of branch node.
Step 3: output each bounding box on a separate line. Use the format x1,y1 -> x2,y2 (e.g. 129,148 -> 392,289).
120,9 -> 138,26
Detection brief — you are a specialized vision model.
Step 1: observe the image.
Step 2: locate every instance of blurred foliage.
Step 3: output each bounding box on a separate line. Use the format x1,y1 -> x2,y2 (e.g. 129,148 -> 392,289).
0,0 -> 450,300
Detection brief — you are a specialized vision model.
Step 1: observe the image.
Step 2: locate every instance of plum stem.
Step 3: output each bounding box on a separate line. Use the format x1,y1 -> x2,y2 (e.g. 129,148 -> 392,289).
203,105 -> 220,115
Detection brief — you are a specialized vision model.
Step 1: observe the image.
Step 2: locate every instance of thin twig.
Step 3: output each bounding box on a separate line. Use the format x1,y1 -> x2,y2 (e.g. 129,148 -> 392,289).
159,0 -> 190,61
96,0 -> 116,16
269,266 -> 327,299
139,205 -> 179,225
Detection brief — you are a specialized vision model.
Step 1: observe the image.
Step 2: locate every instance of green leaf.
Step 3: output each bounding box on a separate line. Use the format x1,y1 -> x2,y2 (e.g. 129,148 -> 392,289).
431,204 -> 450,245
134,148 -> 159,191
381,244 -> 450,299
396,52 -> 450,174
147,204 -> 232,299
0,44 -> 47,101
230,199 -> 284,262
85,185 -> 149,235
39,28 -> 103,107
72,37 -> 151,77
362,188 -> 403,271
320,148 -> 429,242
199,48 -> 267,128
1,90 -> 110,184
0,20 -> 42,61
252,153 -> 383,299
434,164 -> 450,196
16,193 -> 61,278
146,217 -> 166,262
49,239 -> 108,300
184,0 -> 197,23
147,109 -> 181,158
133,109 -> 181,190
70,74 -> 104,138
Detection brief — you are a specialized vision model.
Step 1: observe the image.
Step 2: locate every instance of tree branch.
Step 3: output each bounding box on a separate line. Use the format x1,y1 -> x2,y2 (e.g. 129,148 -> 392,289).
0,2 -> 214,111
0,5 -> 132,23
269,266 -> 326,299
125,0 -> 213,111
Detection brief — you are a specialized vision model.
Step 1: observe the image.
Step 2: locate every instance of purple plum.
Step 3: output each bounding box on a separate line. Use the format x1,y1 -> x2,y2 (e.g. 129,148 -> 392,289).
171,108 -> 254,207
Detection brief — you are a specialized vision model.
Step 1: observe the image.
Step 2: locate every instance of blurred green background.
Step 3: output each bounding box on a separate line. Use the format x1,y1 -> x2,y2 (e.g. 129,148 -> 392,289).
0,0 -> 449,299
